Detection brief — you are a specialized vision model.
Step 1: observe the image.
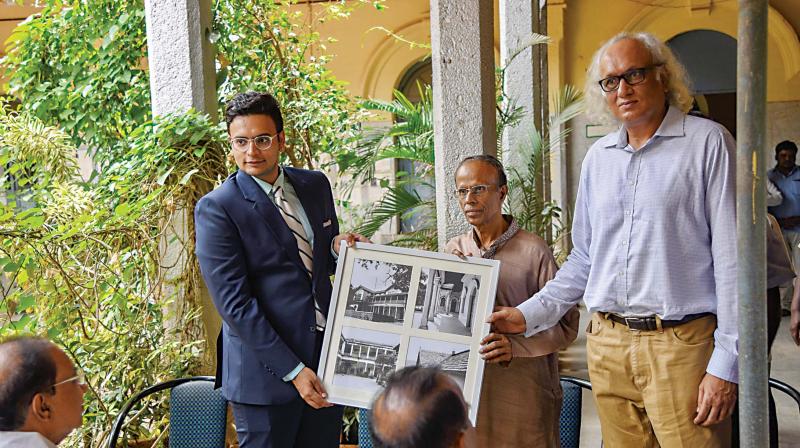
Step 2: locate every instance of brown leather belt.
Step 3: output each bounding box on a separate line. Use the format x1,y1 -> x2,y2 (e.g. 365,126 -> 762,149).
605,312 -> 713,331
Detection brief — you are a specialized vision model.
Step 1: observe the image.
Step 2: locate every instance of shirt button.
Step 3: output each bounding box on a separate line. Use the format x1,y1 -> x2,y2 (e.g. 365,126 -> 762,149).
629,181 -> 635,186
618,271 -> 624,276
309,326 -> 316,333
625,210 -> 631,216
622,240 -> 628,246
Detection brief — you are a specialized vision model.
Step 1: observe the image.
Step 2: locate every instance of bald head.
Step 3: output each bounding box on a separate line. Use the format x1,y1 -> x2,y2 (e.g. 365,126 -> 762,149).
0,336 -> 58,430
370,367 -> 473,448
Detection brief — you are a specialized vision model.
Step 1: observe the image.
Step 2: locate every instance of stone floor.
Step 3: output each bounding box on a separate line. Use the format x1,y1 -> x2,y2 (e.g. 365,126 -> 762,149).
558,308 -> 800,447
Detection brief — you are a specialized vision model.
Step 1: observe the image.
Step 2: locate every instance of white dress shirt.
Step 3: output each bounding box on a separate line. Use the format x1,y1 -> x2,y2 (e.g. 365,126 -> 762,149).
0,431 -> 57,447
518,106 -> 739,383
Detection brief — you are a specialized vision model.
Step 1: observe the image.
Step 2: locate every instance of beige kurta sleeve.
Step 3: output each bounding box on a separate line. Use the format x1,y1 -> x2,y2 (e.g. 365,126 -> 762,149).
446,231 -> 579,358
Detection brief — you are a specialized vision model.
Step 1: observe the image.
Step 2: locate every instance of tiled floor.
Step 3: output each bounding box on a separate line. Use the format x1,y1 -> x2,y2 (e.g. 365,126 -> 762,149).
559,308 -> 800,448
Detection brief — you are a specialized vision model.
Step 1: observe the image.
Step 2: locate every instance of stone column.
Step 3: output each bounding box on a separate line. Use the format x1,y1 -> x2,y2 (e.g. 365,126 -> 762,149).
500,0 -> 551,235
499,0 -> 536,169
430,0 -> 497,248
145,0 -> 219,372
145,0 -> 217,119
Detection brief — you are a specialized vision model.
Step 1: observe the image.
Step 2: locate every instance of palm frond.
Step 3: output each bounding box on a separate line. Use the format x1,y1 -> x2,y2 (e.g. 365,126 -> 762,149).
503,33 -> 550,69
355,184 -> 432,238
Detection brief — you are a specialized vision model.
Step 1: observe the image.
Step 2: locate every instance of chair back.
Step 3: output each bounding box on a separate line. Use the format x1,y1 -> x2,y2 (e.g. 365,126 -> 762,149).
769,377 -> 800,416
169,380 -> 227,448
358,408 -> 373,448
559,380 -> 584,448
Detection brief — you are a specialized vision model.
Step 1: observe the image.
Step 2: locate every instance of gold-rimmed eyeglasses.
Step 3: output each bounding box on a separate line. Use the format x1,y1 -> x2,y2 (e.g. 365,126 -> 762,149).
453,184 -> 495,199
50,369 -> 87,389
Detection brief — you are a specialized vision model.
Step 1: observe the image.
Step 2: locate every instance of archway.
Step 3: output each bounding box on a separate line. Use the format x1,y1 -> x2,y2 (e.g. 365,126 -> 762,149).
667,30 -> 738,135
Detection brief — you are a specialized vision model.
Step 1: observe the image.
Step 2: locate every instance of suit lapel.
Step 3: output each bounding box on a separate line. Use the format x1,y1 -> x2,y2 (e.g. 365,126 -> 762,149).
284,167 -> 326,281
235,170 -> 307,273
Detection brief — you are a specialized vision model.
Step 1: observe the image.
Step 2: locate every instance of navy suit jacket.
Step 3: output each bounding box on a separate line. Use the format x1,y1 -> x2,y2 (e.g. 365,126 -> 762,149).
195,167 -> 339,405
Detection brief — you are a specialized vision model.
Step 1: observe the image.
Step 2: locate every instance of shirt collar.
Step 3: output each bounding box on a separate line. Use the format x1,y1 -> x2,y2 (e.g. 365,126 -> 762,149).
471,215 -> 520,259
602,105 -> 685,149
772,165 -> 800,178
250,166 -> 285,197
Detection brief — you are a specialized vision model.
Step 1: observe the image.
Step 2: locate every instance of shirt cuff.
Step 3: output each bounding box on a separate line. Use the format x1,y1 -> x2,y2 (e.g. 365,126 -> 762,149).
331,238 -> 339,260
282,362 -> 305,382
706,346 -> 739,384
516,295 -> 550,338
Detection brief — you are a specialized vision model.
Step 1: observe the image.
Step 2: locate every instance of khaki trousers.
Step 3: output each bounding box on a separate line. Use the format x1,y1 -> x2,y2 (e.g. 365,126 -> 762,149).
586,313 -> 731,448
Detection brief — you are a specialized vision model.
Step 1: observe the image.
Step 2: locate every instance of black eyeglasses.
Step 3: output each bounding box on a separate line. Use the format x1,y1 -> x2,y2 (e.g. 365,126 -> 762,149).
598,64 -> 663,92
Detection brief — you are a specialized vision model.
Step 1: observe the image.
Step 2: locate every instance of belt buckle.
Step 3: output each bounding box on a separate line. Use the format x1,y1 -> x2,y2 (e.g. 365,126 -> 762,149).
624,316 -> 649,330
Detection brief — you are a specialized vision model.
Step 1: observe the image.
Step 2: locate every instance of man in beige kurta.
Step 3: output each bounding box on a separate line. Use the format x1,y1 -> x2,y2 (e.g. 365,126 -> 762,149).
447,155 -> 579,447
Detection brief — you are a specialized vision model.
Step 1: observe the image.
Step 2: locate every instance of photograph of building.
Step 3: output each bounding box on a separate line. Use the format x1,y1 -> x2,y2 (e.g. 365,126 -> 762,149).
413,268 -> 481,336
345,258 -> 412,325
333,326 -> 400,392
405,337 -> 470,389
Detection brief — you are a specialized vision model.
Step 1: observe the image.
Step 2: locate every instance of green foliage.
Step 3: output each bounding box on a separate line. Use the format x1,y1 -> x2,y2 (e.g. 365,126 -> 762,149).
337,86 -> 437,250
2,0 -> 150,155
0,108 -> 228,447
3,0 -> 379,169
213,0 -> 372,168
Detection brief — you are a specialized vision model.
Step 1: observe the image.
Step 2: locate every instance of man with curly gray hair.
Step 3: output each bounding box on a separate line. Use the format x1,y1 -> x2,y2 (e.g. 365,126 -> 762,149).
488,32 -> 737,446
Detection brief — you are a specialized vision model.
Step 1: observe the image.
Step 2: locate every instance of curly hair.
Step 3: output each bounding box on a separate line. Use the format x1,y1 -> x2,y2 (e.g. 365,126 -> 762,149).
584,32 -> 694,125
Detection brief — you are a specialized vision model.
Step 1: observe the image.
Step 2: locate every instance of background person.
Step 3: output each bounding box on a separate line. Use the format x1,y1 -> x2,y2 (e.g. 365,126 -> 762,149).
369,366 -> 476,448
446,154 -> 578,447
487,32 -> 738,447
0,336 -> 88,447
768,140 -> 800,315
195,91 -> 368,447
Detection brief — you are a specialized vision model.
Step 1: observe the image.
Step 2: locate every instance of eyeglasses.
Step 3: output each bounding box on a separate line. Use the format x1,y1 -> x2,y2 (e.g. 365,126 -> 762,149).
598,64 -> 663,92
50,369 -> 87,389
229,134 -> 278,152
453,184 -> 495,199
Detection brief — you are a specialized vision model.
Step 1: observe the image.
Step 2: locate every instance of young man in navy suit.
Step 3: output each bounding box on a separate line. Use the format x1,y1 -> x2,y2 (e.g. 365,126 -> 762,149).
195,91 -> 368,447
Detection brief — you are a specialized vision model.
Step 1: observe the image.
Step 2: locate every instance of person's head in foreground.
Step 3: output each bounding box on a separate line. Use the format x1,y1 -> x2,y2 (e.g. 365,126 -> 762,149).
0,336 -> 88,446
370,366 -> 476,448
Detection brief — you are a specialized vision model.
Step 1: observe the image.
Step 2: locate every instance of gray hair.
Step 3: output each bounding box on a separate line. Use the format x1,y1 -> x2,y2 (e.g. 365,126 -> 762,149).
583,32 -> 694,124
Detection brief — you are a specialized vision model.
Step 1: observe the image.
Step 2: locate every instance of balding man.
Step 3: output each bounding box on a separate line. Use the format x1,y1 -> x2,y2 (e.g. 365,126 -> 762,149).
489,32 -> 738,446
369,366 -> 476,448
0,336 -> 88,447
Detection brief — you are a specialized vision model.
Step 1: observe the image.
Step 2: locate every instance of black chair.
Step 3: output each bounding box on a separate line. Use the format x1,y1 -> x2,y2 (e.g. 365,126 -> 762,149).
769,377 -> 800,415
559,376 -> 593,448
107,376 -> 227,448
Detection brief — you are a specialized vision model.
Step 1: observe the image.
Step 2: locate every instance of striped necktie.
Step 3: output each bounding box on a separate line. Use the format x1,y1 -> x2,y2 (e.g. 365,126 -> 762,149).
273,185 -> 326,331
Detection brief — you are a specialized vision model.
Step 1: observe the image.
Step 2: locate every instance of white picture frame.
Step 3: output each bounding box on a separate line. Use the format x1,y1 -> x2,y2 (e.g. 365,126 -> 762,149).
318,242 -> 500,423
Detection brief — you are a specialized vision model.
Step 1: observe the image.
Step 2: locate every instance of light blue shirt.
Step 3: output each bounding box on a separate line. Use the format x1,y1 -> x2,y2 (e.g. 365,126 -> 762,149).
767,165 -> 800,230
251,168 -> 339,383
518,106 -> 739,383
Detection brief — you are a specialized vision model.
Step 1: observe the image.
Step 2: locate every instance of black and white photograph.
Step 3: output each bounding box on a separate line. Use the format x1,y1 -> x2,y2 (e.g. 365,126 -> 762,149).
344,258 -> 413,326
333,326 -> 401,392
412,268 -> 481,336
319,242 -> 498,417
405,336 -> 470,389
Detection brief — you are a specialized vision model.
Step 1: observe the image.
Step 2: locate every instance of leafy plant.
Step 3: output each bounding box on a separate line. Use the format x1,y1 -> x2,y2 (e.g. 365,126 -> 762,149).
2,0 -> 379,169
341,34 -> 583,255
0,106 -> 228,447
505,85 -> 584,261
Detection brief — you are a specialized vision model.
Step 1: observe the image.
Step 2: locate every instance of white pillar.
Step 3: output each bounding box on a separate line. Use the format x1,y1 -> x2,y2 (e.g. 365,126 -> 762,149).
430,0 -> 497,249
145,0 -> 218,371
499,0 -> 536,169
145,0 -> 217,118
